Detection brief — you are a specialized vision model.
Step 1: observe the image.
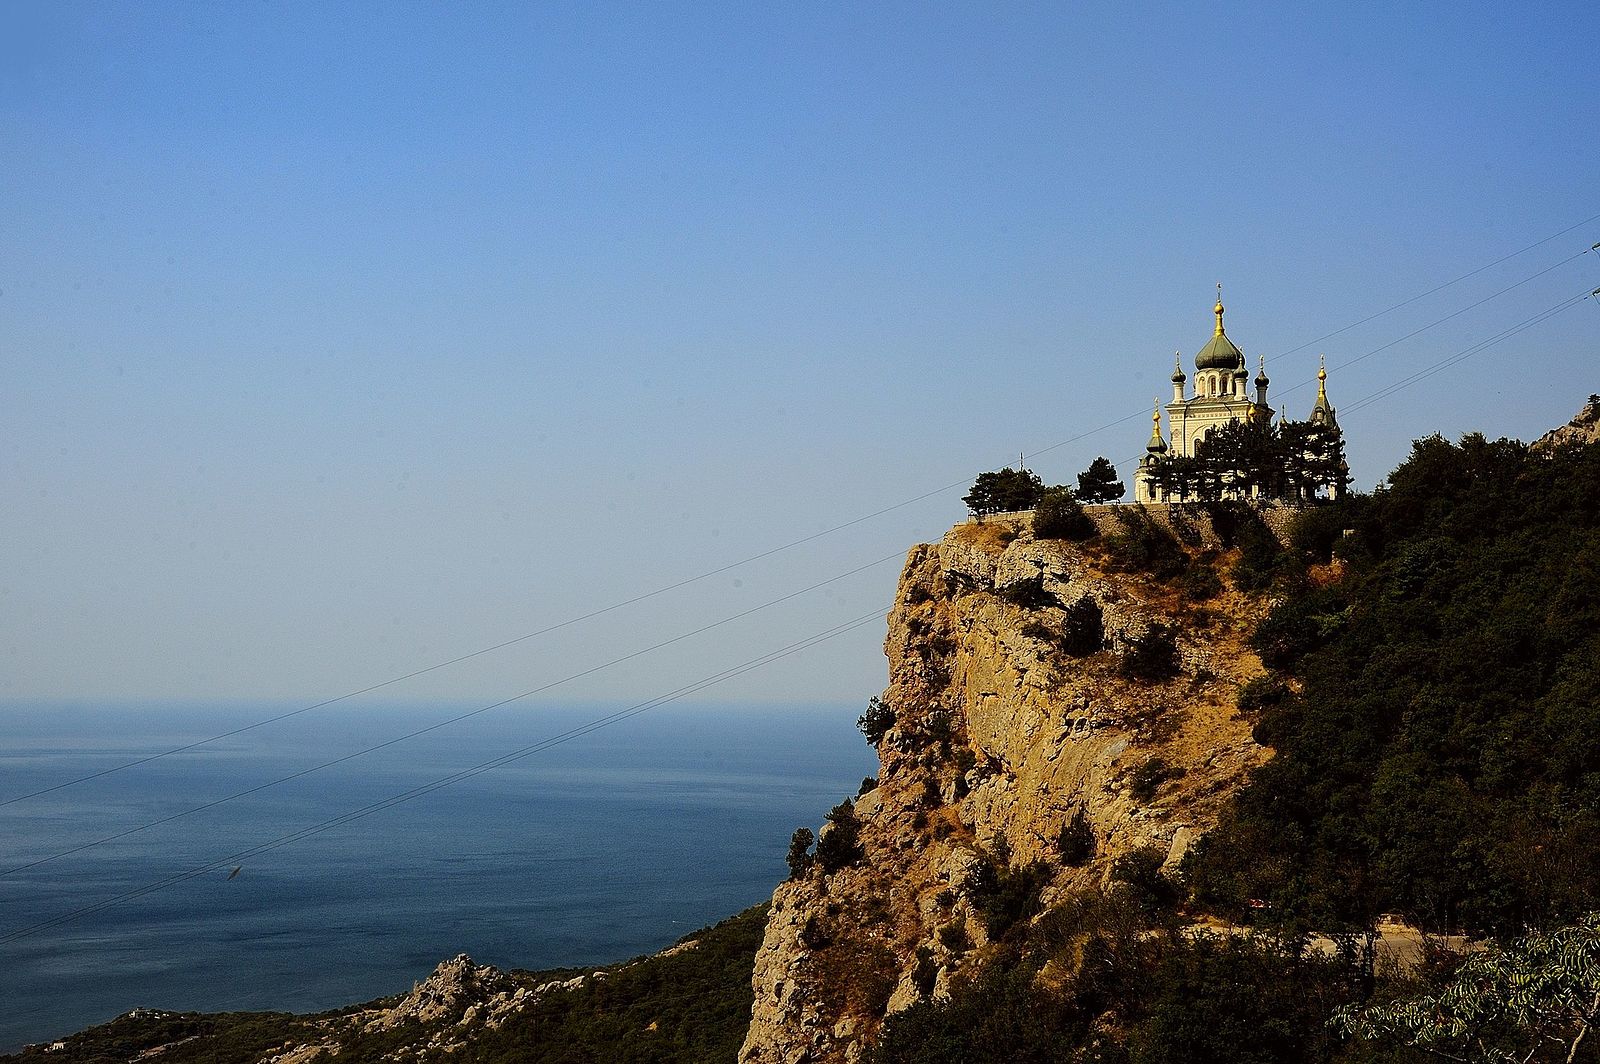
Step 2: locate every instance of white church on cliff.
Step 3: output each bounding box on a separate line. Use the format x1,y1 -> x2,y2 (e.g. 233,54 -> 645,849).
1133,287 -> 1343,505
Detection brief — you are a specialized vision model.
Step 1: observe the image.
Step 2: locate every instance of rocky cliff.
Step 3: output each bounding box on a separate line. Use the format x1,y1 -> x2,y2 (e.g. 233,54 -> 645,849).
740,515 -> 1274,1064
1534,394 -> 1600,451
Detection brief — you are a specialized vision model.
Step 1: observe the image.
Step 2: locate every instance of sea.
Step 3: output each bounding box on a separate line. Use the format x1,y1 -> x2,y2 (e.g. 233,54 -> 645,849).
0,702 -> 877,1052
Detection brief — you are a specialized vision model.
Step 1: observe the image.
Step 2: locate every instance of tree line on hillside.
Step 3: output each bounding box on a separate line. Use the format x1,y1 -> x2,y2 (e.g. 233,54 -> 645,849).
1145,416 -> 1349,501
963,416 -> 1348,517
963,458 -> 1124,517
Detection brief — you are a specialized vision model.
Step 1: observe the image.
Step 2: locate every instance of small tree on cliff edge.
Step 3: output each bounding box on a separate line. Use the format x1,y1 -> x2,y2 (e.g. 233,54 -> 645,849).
815,800 -> 865,872
963,467 -> 1044,516
786,827 -> 814,879
1075,456 -> 1126,503
858,696 -> 895,745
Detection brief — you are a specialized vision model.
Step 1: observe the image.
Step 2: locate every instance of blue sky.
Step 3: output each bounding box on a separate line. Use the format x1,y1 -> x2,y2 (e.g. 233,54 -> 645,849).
2,2 -> 1597,705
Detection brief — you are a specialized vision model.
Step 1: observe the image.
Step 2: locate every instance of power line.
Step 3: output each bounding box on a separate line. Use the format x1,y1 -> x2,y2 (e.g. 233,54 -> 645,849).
1,550 -> 903,878
1274,210 -> 1600,359
1343,290 -> 1595,417
7,216 -> 1597,809
0,606 -> 889,945
1276,248 -> 1590,401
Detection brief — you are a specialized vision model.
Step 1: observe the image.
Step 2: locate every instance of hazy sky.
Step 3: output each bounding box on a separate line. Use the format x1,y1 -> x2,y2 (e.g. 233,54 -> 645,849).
3,2 -> 1597,707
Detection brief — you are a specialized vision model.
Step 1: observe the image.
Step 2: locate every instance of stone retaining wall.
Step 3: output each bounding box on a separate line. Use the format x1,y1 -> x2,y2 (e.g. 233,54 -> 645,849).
969,500 -> 1310,547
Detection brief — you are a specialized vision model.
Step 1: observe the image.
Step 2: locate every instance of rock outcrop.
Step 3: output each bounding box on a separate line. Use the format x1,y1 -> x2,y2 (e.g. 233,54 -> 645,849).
740,516 -> 1273,1064
1534,394 -> 1600,451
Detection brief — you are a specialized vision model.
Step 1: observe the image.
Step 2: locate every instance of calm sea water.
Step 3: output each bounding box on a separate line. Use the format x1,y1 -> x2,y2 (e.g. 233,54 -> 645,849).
0,702 -> 876,1051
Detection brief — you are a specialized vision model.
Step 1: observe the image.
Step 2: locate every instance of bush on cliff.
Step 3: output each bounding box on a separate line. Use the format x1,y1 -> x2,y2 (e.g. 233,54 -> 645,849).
1033,487 -> 1097,540
1103,507 -> 1187,581
785,828 -> 814,879
1118,624 -> 1180,682
1206,501 -> 1296,592
869,965 -> 1082,1064
966,846 -> 1053,940
870,890 -> 1376,1064
815,800 -> 864,872
858,696 -> 896,745
1060,596 -> 1105,656
1057,809 -> 1095,866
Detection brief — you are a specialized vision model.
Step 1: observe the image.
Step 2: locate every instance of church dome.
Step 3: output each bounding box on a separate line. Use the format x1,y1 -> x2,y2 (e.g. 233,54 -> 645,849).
1196,296 -> 1245,371
1195,332 -> 1244,371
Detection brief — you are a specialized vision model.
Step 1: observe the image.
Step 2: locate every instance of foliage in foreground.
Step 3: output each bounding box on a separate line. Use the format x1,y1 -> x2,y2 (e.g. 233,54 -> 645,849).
1334,912 -> 1600,1063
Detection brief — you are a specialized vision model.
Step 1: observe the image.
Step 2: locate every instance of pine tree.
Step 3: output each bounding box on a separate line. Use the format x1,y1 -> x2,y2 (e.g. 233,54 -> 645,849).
1074,457 -> 1126,503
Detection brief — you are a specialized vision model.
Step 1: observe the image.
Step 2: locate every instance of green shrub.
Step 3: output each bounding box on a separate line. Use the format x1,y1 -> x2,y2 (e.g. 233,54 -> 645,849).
869,965 -> 1083,1064
857,696 -> 895,745
785,827 -> 815,879
1204,501 -> 1294,592
1105,507 -> 1187,580
1287,501 -> 1354,564
1034,486 -> 1097,540
1060,595 -> 1105,656
1178,561 -> 1222,601
815,800 -> 864,872
1119,624 -> 1180,682
1110,846 -> 1179,912
966,854 -> 1053,940
1167,503 -> 1206,547
1250,587 -> 1348,669
1128,756 -> 1183,803
1235,675 -> 1288,713
911,945 -> 939,998
1057,808 -> 1095,866
936,918 -> 971,954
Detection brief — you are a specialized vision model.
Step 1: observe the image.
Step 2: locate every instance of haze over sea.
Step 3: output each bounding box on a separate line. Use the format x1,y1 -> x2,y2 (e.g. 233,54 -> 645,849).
0,702 -> 876,1052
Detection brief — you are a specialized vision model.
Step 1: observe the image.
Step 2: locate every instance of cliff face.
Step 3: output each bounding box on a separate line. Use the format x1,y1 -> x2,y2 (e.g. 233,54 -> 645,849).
1534,395 -> 1600,451
740,517 -> 1273,1064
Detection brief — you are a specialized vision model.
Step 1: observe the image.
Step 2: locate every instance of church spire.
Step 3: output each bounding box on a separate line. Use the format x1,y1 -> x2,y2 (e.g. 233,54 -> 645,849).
1310,354 -> 1338,427
1214,282 -> 1226,336
1146,401 -> 1168,453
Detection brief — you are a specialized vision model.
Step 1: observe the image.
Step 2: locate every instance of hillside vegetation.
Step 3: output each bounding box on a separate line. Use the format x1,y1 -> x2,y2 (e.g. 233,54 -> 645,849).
1191,432 -> 1600,935
4,906 -> 766,1064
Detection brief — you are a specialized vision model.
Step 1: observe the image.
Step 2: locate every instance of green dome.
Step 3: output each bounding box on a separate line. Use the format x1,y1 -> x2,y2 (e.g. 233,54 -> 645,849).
1196,332 -> 1244,370
1196,298 -> 1245,371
